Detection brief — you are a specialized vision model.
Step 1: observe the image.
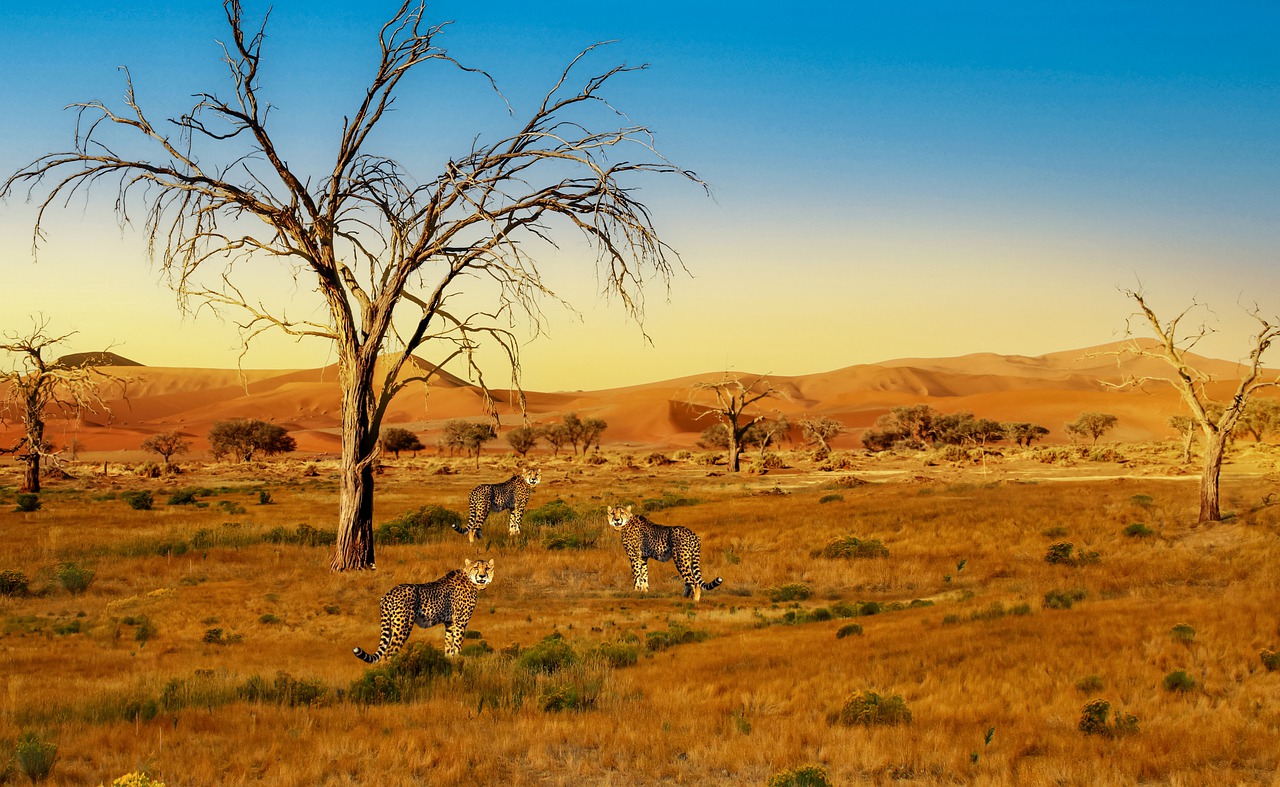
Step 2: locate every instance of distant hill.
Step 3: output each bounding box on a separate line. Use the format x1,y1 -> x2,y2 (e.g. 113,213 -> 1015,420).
7,343 -> 1276,454
55,351 -> 144,368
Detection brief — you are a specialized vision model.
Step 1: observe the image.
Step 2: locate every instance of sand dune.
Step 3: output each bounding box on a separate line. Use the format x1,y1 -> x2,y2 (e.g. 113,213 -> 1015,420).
3,342 -> 1274,455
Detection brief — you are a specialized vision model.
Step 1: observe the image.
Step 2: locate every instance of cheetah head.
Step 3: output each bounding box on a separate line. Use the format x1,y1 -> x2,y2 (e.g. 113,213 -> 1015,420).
606,505 -> 634,530
520,467 -> 541,487
463,558 -> 495,588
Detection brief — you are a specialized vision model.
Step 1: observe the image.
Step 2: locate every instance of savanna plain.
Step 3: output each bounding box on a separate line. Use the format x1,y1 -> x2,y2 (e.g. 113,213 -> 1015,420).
3,444 -> 1280,786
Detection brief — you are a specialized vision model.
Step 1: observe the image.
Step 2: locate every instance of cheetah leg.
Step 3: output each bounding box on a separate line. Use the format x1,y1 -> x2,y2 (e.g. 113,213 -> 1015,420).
383,608 -> 415,659
443,612 -> 472,657
508,505 -> 523,535
467,499 -> 490,544
632,559 -> 649,592
675,553 -> 702,602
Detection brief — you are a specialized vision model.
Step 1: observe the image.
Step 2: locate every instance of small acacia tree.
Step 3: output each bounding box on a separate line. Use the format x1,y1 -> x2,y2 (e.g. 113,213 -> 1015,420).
505,425 -> 540,457
141,430 -> 191,466
1004,422 -> 1050,447
1168,414 -> 1196,464
799,415 -> 845,457
4,1 -> 701,572
692,374 -> 780,472
379,427 -> 423,458
1105,288 -> 1279,523
1065,412 -> 1119,445
208,419 -> 297,463
1,319 -> 120,492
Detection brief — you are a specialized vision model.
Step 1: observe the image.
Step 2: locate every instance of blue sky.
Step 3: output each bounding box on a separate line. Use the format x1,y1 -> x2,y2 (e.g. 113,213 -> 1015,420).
2,2 -> 1278,390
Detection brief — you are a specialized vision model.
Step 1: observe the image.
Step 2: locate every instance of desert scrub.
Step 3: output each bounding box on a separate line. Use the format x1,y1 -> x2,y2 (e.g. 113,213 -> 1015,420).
515,633 -> 578,675
818,535 -> 889,559
831,690 -> 912,727
644,623 -> 710,652
14,493 -> 40,512
0,569 -> 31,596
374,505 -> 462,545
349,643 -> 453,704
588,641 -> 639,668
1169,623 -> 1196,644
1163,670 -> 1196,693
768,765 -> 832,787
1262,649 -> 1280,672
263,523 -> 336,547
14,729 -> 58,783
1078,699 -> 1139,737
1123,522 -> 1155,538
239,671 -> 329,707
818,494 -> 843,504
1044,542 -> 1099,566
640,493 -> 701,513
55,563 -> 95,595
121,490 -> 154,510
836,623 -> 863,639
769,583 -> 812,603
1043,588 -> 1087,610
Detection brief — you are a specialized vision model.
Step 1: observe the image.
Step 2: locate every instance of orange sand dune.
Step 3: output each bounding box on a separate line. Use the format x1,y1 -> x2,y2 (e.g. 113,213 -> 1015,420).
3,343 -> 1275,456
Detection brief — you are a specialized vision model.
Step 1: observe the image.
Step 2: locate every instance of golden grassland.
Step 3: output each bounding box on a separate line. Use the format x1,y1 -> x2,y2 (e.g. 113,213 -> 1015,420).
2,443 -> 1280,785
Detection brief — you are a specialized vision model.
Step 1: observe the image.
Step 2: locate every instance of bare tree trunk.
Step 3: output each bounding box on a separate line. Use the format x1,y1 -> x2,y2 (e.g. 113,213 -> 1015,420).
728,428 -> 741,473
331,353 -> 378,571
19,414 -> 44,493
1181,430 -> 1194,464
1198,430 -> 1226,524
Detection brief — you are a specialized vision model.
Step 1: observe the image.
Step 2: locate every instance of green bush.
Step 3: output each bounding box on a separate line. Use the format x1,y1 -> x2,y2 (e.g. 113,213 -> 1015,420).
818,494 -> 843,504
588,641 -> 639,668
836,623 -> 863,639
832,691 -> 912,727
1169,623 -> 1196,643
349,644 -> 453,704
55,563 -> 95,595
769,583 -> 812,603
258,490 -> 273,505
239,671 -> 328,707
14,493 -> 40,512
1261,649 -> 1280,672
539,677 -> 602,712
645,624 -> 710,652
166,490 -> 200,506
1075,675 -> 1104,693
0,569 -> 31,596
374,506 -> 463,545
525,499 -> 578,527
1078,698 -> 1138,737
768,765 -> 832,787
640,493 -> 701,513
1163,670 -> 1196,693
1044,542 -> 1076,564
121,490 -> 154,511
1043,588 -> 1087,610
516,633 -> 578,675
1123,522 -> 1154,538
14,729 -> 58,783
818,535 -> 889,560
263,523 -> 336,547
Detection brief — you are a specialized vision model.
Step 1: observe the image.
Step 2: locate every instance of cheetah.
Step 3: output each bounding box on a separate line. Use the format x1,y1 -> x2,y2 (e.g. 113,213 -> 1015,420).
352,558 -> 494,661
456,468 -> 540,543
606,505 -> 723,601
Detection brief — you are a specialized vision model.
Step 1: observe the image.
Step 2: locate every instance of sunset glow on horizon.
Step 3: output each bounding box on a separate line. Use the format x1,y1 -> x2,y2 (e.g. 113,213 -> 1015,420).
3,2 -> 1278,392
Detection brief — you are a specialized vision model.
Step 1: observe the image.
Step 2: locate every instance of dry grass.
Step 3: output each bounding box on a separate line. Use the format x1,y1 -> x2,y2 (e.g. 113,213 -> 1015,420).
1,447 -> 1279,784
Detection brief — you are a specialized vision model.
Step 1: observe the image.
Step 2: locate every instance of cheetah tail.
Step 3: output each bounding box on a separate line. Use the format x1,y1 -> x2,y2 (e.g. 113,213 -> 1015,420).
352,646 -> 381,663
702,577 -> 724,592
450,520 -> 468,534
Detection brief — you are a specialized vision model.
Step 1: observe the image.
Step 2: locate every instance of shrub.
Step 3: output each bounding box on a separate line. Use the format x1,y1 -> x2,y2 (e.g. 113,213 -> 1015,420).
258,490 -> 273,505
832,691 -> 912,727
644,624 -> 710,652
1163,670 -> 1196,693
0,569 -> 31,596
818,494 -> 843,504
819,535 -> 889,560
539,675 -> 603,712
640,494 -> 701,513
374,505 -> 463,544
56,563 -> 95,595
1075,675 -> 1104,693
768,765 -> 832,787
349,644 -> 453,704
1261,649 -> 1280,672
1123,522 -> 1154,538
1130,494 -> 1154,508
1043,588 -> 1087,610
542,530 -> 598,550
14,493 -> 40,512
769,583 -> 812,603
588,641 -> 639,669
166,490 -> 199,506
121,490 -> 154,511
836,623 -> 863,639
239,671 -> 328,707
525,499 -> 578,527
516,633 -> 578,675
1169,623 -> 1196,644
14,729 -> 58,783
1078,698 -> 1139,737
208,418 -> 296,462
263,524 -> 336,547
1044,542 -> 1076,565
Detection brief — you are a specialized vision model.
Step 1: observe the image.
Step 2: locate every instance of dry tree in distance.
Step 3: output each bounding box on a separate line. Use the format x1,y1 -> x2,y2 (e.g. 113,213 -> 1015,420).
0,318 -> 123,493
1101,287 -> 1280,524
2,1 -> 704,570
690,374 -> 781,472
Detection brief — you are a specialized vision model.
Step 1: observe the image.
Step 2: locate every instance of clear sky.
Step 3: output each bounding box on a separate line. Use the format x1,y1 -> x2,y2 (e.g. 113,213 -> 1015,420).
2,2 -> 1278,391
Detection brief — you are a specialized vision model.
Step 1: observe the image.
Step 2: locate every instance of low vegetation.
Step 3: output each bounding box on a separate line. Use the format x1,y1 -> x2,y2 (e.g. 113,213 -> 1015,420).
1,448 -> 1278,783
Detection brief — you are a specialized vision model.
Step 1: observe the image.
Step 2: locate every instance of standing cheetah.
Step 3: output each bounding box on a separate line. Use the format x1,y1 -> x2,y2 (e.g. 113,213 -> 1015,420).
455,468 -> 540,543
352,558 -> 494,661
606,505 -> 723,601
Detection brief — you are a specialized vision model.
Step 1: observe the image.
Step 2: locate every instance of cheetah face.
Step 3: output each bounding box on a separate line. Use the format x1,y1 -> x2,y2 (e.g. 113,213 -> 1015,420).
606,505 -> 633,530
521,468 -> 541,487
463,558 -> 495,588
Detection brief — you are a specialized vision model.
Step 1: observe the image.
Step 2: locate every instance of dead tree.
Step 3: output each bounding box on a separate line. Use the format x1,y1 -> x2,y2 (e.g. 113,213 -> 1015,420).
1104,289 -> 1279,524
691,374 -> 779,472
3,2 -> 701,570
0,319 -> 120,493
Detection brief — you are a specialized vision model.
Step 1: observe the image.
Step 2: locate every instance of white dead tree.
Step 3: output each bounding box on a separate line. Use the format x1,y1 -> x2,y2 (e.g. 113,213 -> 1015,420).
1104,289 -> 1279,524
3,1 -> 702,570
